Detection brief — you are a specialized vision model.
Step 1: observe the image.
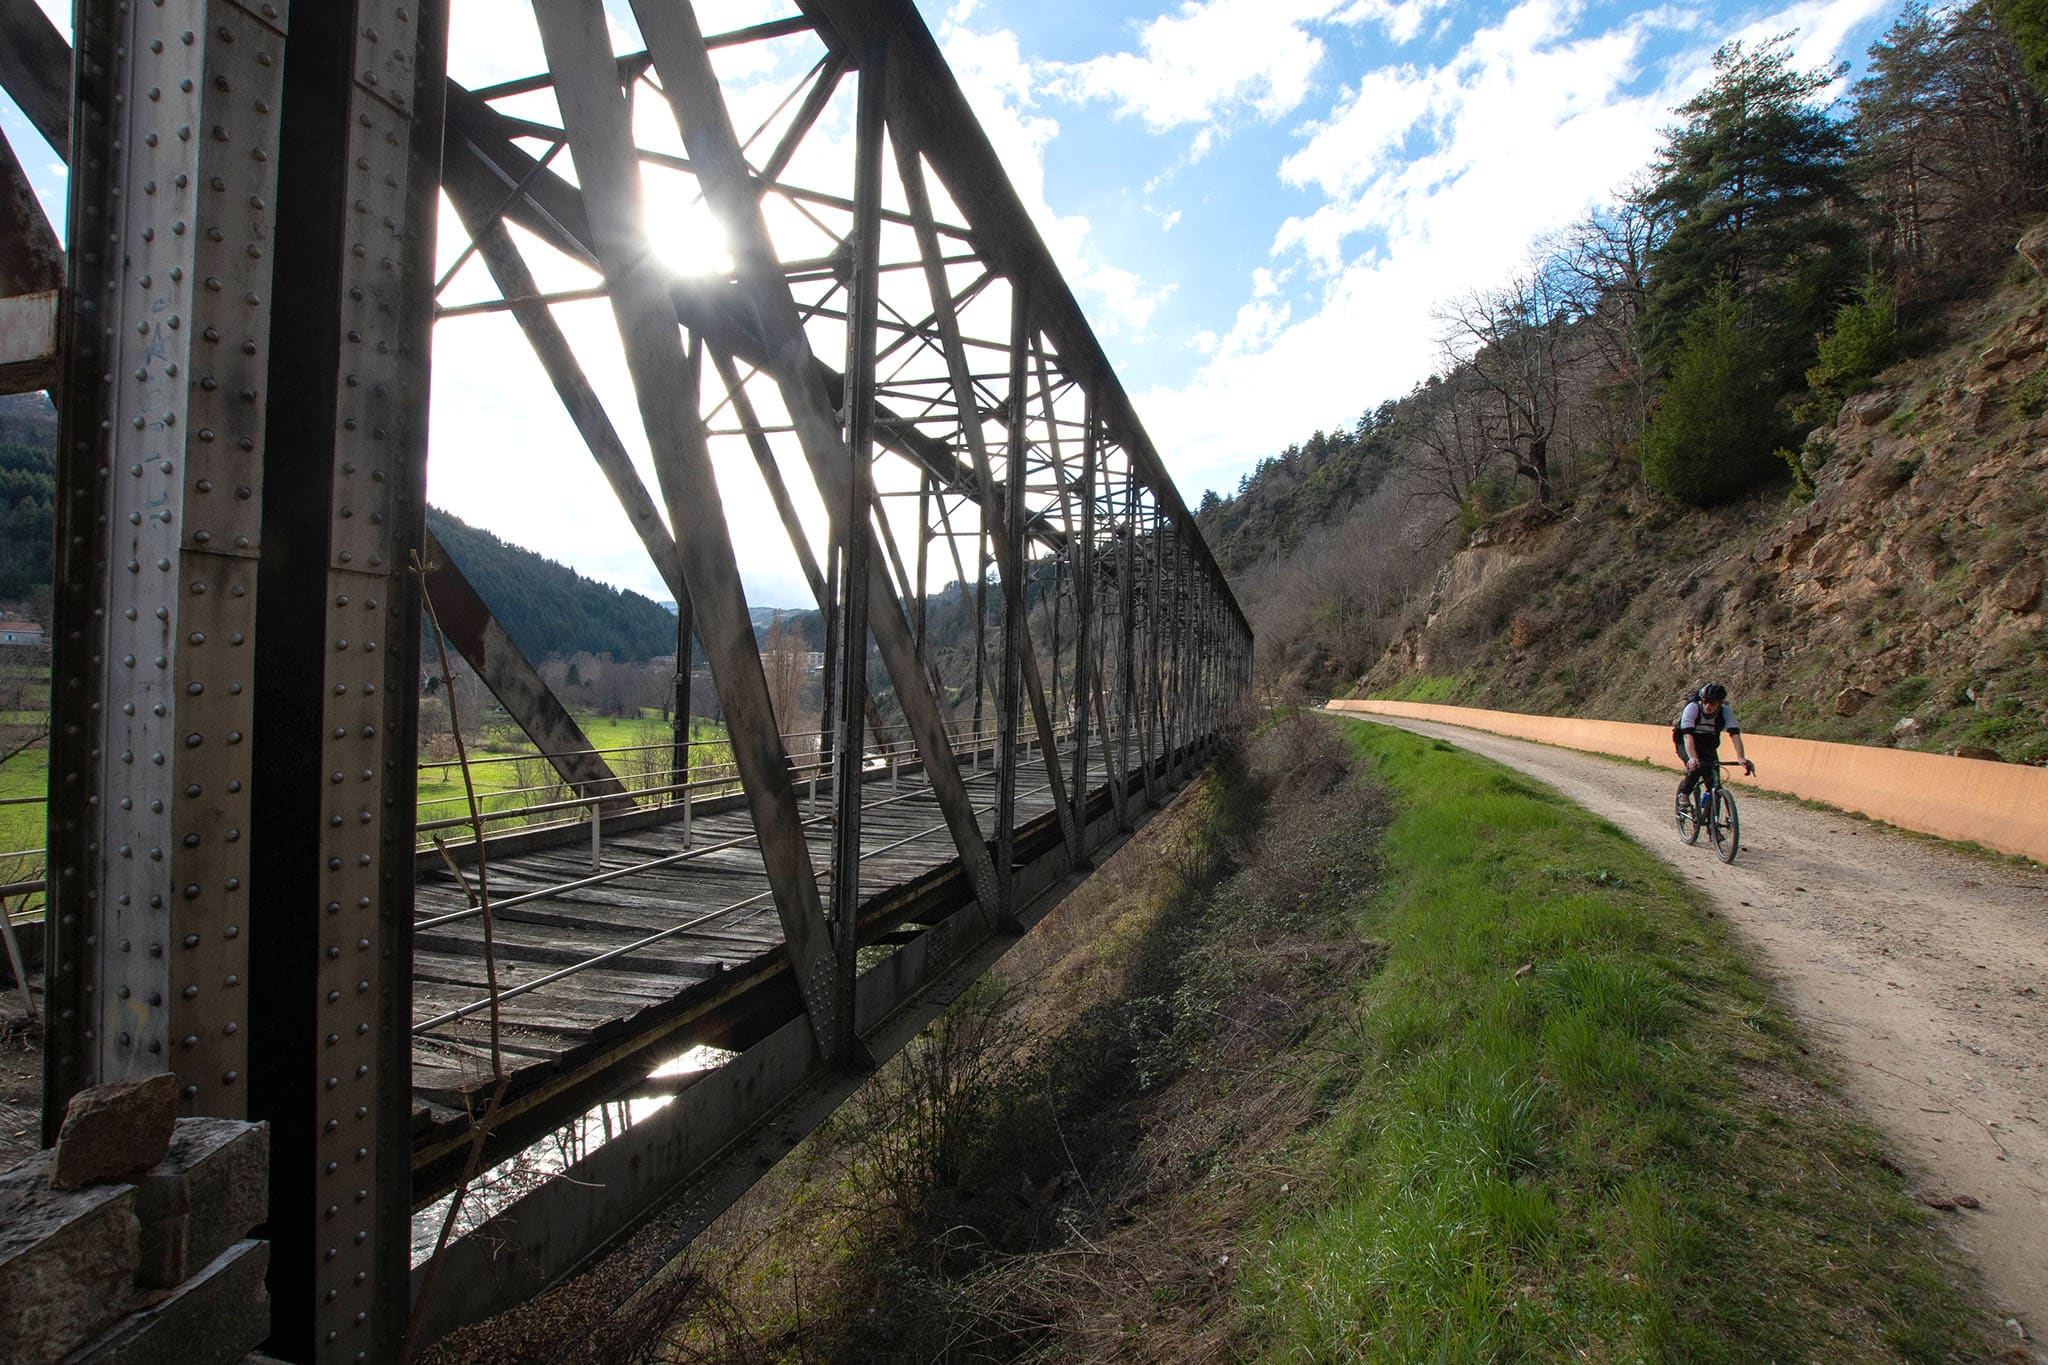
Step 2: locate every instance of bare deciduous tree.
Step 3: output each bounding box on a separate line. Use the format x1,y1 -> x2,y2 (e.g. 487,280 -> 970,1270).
1545,190 -> 1668,458
1403,373 -> 1499,514
1434,267 -> 1578,507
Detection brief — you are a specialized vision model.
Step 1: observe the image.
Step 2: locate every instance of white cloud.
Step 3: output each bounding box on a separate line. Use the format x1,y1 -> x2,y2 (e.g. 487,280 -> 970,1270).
1137,0 -> 1892,493
1042,0 -> 1339,131
934,9 -> 1178,339
1332,0 -> 1451,44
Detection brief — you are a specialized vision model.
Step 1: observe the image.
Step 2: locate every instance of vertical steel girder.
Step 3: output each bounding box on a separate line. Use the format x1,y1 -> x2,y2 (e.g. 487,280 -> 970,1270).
828,52 -> 886,1061
50,3 -> 447,1359
1067,394 -> 1098,850
995,281 -> 1029,919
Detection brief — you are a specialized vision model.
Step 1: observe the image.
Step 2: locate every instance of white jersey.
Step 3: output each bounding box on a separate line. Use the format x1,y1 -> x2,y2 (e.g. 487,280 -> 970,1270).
1679,700 -> 1739,745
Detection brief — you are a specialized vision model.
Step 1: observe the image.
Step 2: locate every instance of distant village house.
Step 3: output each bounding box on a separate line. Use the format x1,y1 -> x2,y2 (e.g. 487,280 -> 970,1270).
0,619 -> 42,647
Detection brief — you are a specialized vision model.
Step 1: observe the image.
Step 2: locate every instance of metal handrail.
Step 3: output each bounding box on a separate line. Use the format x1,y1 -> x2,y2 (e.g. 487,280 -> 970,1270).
411,766 -> 1072,1035
412,721 -> 1073,835
412,729 -> 1078,929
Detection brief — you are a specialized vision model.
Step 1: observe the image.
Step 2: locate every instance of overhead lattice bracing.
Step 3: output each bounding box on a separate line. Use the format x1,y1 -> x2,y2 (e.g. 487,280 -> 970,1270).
20,0 -> 1252,1359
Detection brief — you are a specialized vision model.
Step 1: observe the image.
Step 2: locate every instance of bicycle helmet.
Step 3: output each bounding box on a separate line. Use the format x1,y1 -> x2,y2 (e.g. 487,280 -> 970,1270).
1700,682 -> 1728,703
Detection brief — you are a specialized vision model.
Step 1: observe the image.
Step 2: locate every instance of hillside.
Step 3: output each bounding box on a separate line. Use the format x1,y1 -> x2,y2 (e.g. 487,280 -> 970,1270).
1357,279 -> 2048,762
1199,5 -> 2048,767
424,506 -> 679,663
0,394 -> 55,604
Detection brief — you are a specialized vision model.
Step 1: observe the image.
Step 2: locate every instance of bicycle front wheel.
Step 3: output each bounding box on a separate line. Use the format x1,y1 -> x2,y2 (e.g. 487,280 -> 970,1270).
1677,794 -> 1701,844
1712,788 -> 1740,863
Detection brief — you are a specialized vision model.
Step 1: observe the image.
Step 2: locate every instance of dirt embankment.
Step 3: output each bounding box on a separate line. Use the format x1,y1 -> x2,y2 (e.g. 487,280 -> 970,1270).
1354,712 -> 2047,1348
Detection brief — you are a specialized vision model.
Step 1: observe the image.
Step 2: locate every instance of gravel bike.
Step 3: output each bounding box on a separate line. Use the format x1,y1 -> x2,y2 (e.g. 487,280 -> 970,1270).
1675,757 -> 1744,864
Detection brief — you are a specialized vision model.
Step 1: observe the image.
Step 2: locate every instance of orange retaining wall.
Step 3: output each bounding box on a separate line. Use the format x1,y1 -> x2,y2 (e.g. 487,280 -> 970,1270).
1323,699 -> 2048,866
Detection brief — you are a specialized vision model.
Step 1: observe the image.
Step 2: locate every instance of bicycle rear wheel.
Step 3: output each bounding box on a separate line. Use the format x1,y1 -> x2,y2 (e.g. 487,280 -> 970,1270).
1711,788 -> 1740,863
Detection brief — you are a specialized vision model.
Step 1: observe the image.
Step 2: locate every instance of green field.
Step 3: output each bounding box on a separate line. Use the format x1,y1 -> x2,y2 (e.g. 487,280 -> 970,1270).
416,710 -> 732,836
0,710 -> 735,899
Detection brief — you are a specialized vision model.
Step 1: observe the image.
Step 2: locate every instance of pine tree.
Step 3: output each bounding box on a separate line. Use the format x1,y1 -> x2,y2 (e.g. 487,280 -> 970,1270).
1639,283 -> 1788,504
1639,36 -> 1861,375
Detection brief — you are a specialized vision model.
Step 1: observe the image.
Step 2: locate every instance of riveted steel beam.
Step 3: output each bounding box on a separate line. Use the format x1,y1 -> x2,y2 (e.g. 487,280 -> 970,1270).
49,0 -> 292,1130
49,1 -> 451,1357
532,0 -> 844,1060
257,6 -> 450,1356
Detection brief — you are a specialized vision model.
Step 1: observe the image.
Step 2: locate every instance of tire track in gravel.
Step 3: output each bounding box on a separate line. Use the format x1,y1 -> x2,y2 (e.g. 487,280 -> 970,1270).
1336,711 -> 2048,1345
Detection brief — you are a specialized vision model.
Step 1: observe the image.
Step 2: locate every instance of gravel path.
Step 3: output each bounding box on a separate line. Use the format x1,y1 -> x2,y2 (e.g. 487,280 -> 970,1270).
1340,711 -> 2048,1345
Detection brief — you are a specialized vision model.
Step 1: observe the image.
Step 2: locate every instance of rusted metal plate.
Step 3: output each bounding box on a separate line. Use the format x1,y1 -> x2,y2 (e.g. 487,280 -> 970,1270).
0,288 -> 57,393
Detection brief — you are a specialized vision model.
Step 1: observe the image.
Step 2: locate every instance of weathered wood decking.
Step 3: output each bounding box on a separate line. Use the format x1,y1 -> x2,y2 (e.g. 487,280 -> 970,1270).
407,750 -> 1108,1182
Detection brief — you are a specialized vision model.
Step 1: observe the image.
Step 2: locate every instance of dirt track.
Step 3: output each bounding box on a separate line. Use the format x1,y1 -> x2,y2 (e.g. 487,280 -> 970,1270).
1342,712 -> 2048,1345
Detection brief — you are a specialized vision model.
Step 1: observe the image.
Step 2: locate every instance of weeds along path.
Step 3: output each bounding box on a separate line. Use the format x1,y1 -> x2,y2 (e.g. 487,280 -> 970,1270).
1337,710 -> 2048,1342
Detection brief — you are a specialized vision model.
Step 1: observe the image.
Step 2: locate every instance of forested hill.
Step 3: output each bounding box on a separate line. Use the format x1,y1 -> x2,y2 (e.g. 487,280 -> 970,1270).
0,395 -> 56,604
425,506 -> 678,662
0,391 -> 742,665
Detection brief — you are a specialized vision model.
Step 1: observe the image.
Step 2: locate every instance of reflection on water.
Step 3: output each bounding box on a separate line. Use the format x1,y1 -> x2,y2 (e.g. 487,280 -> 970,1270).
410,1042 -> 735,1265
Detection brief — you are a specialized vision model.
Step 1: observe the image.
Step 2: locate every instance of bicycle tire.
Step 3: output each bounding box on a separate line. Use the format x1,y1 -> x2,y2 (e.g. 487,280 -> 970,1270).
1678,794 -> 1701,844
1712,787 -> 1740,863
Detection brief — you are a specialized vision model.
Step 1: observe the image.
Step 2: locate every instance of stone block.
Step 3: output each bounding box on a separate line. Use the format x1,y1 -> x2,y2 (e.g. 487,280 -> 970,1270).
0,1150 -> 139,1364
134,1118 -> 269,1289
68,1239 -> 269,1365
50,1075 -> 180,1190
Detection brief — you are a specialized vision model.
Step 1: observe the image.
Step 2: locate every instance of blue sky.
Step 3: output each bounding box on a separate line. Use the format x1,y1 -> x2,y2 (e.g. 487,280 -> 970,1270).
1,0 -> 1901,607
934,0 -> 1896,492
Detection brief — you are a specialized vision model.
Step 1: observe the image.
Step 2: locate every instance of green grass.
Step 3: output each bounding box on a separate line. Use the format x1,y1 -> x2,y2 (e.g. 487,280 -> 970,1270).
1372,672 -> 1470,704
0,748 -> 45,856
1247,722 -> 1995,1361
416,711 -> 728,833
0,708 -> 731,865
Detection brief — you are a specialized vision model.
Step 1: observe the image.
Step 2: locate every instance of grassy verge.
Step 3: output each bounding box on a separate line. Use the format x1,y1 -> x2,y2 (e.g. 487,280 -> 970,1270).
1254,720 -> 1995,1360
432,714 -> 1998,1364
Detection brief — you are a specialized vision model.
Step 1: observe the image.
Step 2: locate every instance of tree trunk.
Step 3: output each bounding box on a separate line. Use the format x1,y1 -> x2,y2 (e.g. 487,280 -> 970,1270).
1517,436 -> 1553,506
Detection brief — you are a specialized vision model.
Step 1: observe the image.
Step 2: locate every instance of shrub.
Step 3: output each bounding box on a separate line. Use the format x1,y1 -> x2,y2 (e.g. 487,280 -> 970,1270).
1778,429 -> 1835,502
1802,278 -> 1897,420
2010,368 -> 2048,417
1640,286 -> 1789,505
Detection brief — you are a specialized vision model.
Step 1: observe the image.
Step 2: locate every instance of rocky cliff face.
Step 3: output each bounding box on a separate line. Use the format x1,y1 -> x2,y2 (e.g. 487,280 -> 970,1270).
1361,284 -> 2048,764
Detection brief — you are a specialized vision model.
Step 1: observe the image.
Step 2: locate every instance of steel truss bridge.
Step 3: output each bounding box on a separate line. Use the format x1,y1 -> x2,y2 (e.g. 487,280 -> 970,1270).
0,0 -> 1250,1358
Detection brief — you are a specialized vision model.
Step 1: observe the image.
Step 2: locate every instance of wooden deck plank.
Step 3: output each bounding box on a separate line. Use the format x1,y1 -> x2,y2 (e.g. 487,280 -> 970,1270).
407,746 -> 1124,1145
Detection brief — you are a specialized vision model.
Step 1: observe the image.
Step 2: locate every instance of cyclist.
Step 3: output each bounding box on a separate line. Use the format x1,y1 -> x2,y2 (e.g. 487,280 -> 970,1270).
1675,682 -> 1754,817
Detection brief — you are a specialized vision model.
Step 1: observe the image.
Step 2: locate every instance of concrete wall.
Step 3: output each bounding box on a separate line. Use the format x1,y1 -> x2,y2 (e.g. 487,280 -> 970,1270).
1325,699 -> 2048,866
